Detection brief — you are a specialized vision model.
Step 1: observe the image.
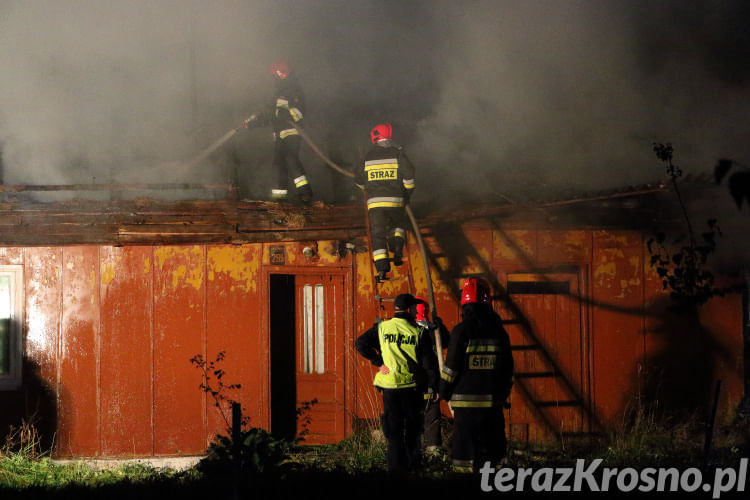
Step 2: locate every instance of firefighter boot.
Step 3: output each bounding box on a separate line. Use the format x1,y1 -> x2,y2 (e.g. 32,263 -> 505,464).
390,235 -> 405,267
391,252 -> 403,267
376,270 -> 389,283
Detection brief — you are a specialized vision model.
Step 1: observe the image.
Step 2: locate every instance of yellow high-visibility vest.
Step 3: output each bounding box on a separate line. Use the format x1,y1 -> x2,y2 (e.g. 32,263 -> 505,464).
373,318 -> 423,389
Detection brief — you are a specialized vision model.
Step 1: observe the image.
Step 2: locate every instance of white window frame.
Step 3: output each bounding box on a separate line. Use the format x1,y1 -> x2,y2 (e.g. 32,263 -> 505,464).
0,265 -> 23,391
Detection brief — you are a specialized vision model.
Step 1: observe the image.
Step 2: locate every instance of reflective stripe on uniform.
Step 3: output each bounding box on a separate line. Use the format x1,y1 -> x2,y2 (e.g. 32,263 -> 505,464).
364,158 -> 399,168
466,345 -> 500,353
373,249 -> 388,261
367,196 -> 403,209
276,98 -> 289,108
392,228 -> 406,239
289,107 -> 303,122
450,401 -> 495,408
403,178 -> 415,189
449,393 -> 498,408
365,159 -> 398,182
271,189 -> 288,199
466,338 -> 502,353
279,128 -> 298,139
441,365 -> 456,382
294,175 -> 308,188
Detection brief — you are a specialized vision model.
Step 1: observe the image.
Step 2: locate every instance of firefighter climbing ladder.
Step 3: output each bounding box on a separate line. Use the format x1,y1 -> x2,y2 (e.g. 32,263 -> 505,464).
291,123 -> 445,372
195,119 -> 600,441
295,122 -> 605,442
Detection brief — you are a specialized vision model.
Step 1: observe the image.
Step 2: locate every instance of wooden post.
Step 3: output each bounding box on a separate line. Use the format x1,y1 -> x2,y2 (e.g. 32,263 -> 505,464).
703,379 -> 722,470
232,402 -> 241,500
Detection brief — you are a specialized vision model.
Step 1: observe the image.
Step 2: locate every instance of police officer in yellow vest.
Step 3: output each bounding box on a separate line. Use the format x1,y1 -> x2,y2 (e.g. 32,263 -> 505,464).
355,293 -> 439,473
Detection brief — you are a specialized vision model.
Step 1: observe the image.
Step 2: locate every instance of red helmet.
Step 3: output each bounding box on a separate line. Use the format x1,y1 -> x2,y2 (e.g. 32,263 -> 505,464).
370,123 -> 392,143
270,60 -> 291,79
460,277 -> 491,306
414,296 -> 429,323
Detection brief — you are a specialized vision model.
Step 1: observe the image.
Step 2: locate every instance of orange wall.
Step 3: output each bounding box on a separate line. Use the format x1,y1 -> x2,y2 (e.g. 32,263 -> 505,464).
0,242 -> 353,457
0,223 -> 744,456
352,225 -> 744,440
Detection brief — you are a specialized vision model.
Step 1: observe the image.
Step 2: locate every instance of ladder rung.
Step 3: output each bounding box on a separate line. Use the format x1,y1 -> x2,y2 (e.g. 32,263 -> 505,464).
515,371 -> 556,379
534,400 -> 581,408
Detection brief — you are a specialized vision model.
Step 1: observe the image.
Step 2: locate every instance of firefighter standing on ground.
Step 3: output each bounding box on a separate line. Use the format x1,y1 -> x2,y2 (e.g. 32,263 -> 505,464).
439,278 -> 514,472
355,123 -> 415,283
355,293 -> 439,473
243,60 -> 313,204
414,296 -> 450,450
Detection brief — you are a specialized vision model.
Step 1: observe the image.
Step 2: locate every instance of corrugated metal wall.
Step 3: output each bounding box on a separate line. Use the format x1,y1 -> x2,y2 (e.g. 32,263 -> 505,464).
0,223 -> 744,456
0,243 -> 353,457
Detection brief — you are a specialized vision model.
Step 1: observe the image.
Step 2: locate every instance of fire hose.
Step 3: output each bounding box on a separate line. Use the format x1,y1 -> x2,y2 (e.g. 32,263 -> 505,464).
187,119 -> 448,404
287,122 -> 446,374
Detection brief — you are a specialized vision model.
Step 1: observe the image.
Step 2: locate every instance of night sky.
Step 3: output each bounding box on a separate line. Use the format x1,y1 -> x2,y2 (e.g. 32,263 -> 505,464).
1,0 -> 749,204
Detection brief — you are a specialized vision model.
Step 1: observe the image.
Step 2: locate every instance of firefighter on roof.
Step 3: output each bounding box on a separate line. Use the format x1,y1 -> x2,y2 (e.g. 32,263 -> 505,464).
243,60 -> 313,204
355,123 -> 415,283
355,293 -> 439,473
440,277 -> 514,472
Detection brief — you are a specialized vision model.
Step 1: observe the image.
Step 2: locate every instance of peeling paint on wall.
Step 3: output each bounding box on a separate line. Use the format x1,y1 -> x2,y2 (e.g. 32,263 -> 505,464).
207,246 -> 259,293
317,240 -> 340,264
153,247 -> 204,293
101,262 -> 116,286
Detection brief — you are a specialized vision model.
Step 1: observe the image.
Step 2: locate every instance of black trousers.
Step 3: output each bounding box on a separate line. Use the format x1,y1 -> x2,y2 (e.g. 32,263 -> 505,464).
380,388 -> 424,473
423,397 -> 442,447
272,135 -> 312,200
451,407 -> 507,470
368,207 -> 407,273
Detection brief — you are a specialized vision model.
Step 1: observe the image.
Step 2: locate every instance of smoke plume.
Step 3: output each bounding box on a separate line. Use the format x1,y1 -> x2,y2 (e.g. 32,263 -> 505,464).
1,0 -> 748,203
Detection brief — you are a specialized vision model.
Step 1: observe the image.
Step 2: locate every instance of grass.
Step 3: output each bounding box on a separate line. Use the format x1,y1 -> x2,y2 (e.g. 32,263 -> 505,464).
0,413 -> 748,498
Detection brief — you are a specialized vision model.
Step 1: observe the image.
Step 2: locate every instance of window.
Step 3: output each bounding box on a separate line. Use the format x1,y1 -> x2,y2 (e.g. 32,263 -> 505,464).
0,265 -> 23,390
302,284 -> 325,374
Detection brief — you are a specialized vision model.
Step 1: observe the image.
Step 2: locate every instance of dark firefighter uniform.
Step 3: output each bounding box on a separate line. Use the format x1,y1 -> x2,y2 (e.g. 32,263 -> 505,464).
439,302 -> 514,472
414,301 -> 450,449
355,140 -> 415,278
355,294 -> 438,473
249,73 -> 312,203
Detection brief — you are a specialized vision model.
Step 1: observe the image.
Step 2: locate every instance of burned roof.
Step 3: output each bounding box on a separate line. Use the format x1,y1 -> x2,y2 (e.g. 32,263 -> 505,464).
0,175 -> 722,246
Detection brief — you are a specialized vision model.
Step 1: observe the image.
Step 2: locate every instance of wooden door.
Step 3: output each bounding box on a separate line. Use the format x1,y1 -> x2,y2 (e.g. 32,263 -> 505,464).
295,274 -> 346,444
502,272 -> 589,441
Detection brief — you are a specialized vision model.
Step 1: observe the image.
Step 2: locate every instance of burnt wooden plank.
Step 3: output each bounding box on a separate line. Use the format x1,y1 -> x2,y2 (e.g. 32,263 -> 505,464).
118,224 -> 237,235
0,214 -> 236,226
0,183 -> 237,193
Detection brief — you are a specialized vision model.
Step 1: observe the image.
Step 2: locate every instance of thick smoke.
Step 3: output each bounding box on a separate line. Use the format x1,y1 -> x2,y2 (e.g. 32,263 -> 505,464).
0,0 -> 748,203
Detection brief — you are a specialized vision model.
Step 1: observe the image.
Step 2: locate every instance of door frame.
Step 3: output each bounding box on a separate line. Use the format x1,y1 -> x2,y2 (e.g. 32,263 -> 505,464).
261,265 -> 354,439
